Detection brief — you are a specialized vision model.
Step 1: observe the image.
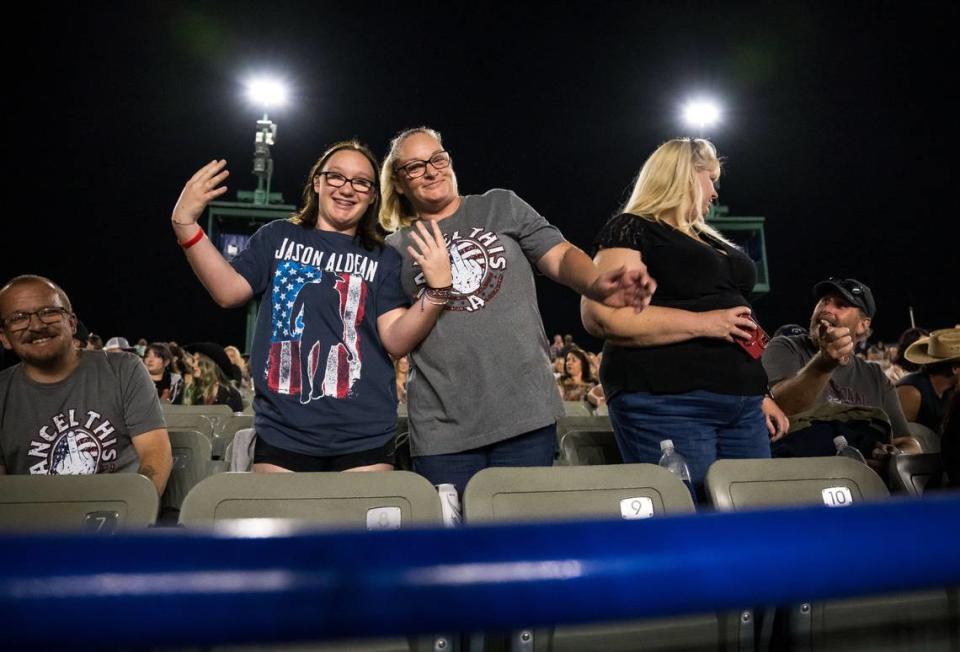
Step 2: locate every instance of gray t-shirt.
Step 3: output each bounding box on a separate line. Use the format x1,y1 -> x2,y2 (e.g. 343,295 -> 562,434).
0,350 -> 165,475
762,334 -> 910,436
385,189 -> 566,455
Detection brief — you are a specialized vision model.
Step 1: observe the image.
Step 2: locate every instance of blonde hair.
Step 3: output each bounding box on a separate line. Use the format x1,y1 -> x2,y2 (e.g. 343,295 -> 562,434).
182,353 -> 226,406
379,126 -> 445,232
623,138 -> 730,244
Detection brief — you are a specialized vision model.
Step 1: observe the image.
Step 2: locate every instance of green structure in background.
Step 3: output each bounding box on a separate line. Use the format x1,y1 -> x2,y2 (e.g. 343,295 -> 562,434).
204,113 -> 294,353
707,205 -> 770,295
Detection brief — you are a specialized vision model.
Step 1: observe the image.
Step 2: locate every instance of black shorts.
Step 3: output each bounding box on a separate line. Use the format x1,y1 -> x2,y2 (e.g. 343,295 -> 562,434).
253,435 -> 396,472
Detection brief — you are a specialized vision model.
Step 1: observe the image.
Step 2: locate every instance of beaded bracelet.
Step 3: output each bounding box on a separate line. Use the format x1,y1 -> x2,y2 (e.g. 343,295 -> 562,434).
419,285 -> 454,310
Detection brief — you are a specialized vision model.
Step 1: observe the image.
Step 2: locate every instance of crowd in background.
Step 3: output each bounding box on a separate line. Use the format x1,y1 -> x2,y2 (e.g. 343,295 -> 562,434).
65,321 -> 954,436
72,332 -> 250,412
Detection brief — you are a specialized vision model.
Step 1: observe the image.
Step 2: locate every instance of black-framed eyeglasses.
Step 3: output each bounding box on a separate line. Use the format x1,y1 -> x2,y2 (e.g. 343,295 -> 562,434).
394,151 -> 451,179
318,171 -> 376,194
1,307 -> 70,332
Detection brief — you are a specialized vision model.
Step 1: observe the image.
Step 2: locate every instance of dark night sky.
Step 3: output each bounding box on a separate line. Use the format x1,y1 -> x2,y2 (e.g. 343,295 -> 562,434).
4,1 -> 957,353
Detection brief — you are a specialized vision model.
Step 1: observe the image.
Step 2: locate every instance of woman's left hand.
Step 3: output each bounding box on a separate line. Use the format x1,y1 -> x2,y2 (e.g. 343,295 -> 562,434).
762,396 -> 790,441
408,219 -> 453,289
586,263 -> 657,311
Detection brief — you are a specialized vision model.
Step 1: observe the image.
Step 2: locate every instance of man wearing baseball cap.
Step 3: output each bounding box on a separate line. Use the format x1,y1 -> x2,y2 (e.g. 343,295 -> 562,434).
761,278 -> 915,448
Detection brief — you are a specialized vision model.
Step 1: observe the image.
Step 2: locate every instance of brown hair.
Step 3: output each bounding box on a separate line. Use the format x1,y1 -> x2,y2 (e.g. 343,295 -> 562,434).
290,140 -> 384,250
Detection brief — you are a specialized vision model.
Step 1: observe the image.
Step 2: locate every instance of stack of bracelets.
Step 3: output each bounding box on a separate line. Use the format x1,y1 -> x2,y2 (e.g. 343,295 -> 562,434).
421,285 -> 454,309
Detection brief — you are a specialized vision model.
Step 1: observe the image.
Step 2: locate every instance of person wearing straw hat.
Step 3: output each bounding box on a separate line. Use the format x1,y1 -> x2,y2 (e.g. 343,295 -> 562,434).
896,328 -> 960,432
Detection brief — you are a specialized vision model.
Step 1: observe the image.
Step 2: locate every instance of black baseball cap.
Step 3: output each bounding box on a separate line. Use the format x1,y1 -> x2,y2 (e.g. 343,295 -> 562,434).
813,278 -> 876,318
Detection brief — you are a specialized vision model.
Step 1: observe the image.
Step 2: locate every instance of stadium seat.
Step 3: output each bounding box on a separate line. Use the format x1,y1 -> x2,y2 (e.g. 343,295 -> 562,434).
888,453 -> 945,496
705,457 -> 955,651
464,465 -> 751,651
223,428 -> 256,472
559,429 -> 623,466
906,422 -> 940,454
0,474 -> 158,532
162,429 -> 217,516
181,471 -> 451,652
213,414 -> 255,458
163,413 -> 216,441
162,403 -> 235,417
705,457 -> 888,511
562,400 -> 592,417
180,470 -> 442,529
555,414 -> 612,444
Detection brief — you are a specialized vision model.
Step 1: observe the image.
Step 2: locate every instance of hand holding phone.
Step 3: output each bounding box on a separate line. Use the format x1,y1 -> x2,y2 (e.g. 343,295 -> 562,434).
736,313 -> 770,359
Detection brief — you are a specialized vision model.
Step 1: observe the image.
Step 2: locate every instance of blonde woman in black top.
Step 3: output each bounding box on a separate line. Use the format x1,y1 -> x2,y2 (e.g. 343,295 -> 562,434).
582,138 -> 788,499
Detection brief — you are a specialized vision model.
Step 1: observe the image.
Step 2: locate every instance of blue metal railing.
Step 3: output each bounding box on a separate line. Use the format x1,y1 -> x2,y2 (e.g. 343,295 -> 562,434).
3,494 -> 959,648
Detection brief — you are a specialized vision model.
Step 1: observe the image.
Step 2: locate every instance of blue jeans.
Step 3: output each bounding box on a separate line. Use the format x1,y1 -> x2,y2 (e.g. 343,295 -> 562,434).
413,423 -> 557,498
608,390 -> 770,502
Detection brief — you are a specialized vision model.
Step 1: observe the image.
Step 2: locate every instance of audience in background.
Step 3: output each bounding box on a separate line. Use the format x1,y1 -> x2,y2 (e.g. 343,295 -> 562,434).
104,336 -> 133,353
896,328 -> 960,433
143,342 -> 182,402
176,343 -> 243,412
549,334 -> 564,360
394,355 -> 409,405
886,327 -> 929,383
558,347 -> 597,401
224,345 -> 249,389
72,319 -> 90,350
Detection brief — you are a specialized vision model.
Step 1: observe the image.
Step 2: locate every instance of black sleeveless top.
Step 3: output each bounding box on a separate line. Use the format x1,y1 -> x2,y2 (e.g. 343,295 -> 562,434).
593,213 -> 768,398
898,372 -> 949,432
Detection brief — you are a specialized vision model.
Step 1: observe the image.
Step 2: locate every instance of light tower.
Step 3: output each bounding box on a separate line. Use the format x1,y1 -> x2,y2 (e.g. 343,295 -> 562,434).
245,78 -> 288,205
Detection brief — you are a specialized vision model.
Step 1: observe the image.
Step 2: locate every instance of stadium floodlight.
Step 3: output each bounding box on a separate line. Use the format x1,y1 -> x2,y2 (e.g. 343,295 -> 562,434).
682,99 -> 721,135
242,77 -> 289,205
245,77 -> 289,110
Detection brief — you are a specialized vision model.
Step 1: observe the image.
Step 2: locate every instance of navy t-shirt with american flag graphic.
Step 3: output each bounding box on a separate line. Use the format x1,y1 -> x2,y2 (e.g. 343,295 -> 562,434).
232,219 -> 409,456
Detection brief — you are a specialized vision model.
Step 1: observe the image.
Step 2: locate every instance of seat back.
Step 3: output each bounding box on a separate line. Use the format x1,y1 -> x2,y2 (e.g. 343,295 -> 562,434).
162,429 -> 214,513
705,457 -> 953,651
907,422 -> 941,454
179,470 -> 442,529
559,429 -> 623,466
888,453 -> 945,496
555,415 -> 612,453
464,465 -> 746,652
163,413 -> 215,440
0,474 -> 158,532
465,463 -> 693,522
705,457 -> 889,511
212,414 -> 255,458
162,403 -> 235,417
224,428 -> 256,472
562,400 -> 592,416
190,472 -> 451,649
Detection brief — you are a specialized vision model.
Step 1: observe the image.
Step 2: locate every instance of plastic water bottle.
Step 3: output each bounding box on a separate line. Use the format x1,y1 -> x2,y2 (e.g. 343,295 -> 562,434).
833,436 -> 867,464
658,439 -> 691,483
436,484 -> 462,527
